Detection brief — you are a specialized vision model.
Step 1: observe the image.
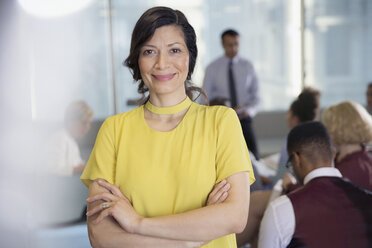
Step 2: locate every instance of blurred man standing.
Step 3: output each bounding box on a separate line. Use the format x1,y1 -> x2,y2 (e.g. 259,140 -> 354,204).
203,29 -> 260,159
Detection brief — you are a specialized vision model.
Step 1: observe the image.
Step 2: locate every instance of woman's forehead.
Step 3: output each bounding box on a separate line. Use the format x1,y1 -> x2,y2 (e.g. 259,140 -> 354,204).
144,25 -> 186,45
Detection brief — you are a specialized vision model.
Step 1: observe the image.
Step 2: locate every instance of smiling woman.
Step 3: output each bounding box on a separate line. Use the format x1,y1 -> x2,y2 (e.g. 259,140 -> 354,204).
80,6 -> 255,248
138,25 -> 189,100
124,6 -> 202,105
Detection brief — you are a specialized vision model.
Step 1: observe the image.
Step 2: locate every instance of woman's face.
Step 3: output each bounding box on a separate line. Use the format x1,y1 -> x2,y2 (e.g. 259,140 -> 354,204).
286,110 -> 299,129
138,25 -> 189,97
69,117 -> 92,138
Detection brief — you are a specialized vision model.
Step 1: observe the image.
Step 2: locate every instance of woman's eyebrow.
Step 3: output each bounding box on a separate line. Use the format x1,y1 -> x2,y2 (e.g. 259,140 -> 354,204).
142,42 -> 186,48
142,44 -> 157,48
168,42 -> 186,47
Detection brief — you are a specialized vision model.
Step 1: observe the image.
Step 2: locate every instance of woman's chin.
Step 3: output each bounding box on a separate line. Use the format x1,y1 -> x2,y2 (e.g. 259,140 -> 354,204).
149,84 -> 185,96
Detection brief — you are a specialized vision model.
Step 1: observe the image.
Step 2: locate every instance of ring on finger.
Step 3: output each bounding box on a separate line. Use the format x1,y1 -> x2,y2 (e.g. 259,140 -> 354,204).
101,202 -> 110,209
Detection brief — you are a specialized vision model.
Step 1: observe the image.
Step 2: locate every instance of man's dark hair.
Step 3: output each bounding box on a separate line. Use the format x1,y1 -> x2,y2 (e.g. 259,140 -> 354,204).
287,121 -> 333,165
368,82 -> 372,88
221,29 -> 239,40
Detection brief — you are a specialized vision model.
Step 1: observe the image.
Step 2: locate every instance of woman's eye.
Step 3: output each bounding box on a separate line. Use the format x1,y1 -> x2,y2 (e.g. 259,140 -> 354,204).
171,48 -> 181,53
143,50 -> 154,55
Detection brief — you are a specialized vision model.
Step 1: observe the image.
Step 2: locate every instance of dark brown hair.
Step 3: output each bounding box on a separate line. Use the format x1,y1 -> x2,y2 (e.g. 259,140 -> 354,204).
290,87 -> 321,123
124,6 -> 206,103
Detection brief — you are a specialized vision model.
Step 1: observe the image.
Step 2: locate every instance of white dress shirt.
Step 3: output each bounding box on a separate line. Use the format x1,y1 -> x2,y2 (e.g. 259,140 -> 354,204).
258,167 -> 343,248
203,55 -> 260,117
45,129 -> 83,176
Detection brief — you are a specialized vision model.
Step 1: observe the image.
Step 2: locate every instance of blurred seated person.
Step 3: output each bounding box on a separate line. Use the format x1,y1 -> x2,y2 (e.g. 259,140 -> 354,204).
45,100 -> 93,176
259,121 -> 372,248
366,82 -> 372,115
322,101 -> 372,191
270,87 -> 321,186
236,87 -> 320,248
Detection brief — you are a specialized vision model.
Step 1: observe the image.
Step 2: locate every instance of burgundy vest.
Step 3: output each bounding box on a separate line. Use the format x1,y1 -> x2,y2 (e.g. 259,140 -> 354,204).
335,147 -> 372,191
287,177 -> 372,248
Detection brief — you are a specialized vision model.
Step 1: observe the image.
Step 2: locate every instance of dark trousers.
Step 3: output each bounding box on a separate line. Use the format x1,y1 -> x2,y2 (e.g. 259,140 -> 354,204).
240,117 -> 259,159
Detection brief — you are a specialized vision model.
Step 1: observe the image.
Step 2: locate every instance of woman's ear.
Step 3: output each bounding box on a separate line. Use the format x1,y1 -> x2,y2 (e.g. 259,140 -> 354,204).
292,115 -> 300,127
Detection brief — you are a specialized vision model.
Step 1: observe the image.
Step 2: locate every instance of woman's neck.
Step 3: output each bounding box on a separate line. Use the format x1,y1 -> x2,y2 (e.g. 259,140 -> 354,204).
145,92 -> 190,121
148,92 -> 188,108
336,144 -> 362,162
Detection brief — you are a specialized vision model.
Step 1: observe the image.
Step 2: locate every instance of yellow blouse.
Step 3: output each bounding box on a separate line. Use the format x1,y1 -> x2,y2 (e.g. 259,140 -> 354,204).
81,101 -> 255,248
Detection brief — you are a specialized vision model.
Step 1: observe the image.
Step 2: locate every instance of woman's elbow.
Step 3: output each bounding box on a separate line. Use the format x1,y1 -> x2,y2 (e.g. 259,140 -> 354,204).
233,218 -> 248,234
230,207 -> 249,234
88,223 -> 104,248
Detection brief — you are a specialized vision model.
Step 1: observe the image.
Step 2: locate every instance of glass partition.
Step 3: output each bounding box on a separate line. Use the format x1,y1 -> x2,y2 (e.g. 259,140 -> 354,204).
25,0 -> 114,121
203,0 -> 303,111
304,0 -> 372,107
23,0 -> 372,120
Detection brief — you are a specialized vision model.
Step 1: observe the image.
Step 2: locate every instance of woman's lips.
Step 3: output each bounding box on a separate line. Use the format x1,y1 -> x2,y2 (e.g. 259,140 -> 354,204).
152,74 -> 175,82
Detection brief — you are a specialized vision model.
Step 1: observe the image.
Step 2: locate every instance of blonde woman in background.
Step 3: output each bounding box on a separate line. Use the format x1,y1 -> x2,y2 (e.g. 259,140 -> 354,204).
322,101 -> 372,191
46,100 -> 93,175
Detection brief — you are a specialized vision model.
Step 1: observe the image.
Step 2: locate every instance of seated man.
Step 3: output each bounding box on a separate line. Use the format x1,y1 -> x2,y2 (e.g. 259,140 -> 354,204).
258,121 -> 372,248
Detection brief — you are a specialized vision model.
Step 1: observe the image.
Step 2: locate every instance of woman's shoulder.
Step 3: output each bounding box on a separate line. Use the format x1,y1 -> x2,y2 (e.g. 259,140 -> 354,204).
192,103 -> 237,120
102,106 -> 143,127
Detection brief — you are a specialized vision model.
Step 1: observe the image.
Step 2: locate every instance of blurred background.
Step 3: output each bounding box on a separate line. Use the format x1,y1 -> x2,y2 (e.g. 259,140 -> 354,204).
0,0 -> 371,247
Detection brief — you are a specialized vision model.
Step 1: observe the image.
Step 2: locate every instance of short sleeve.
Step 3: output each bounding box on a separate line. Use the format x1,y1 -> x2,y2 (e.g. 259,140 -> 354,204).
80,118 -> 116,187
215,108 -> 255,185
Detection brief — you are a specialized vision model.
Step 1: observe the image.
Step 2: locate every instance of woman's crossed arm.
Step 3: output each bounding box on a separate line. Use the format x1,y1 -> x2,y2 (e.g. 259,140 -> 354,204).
87,171 -> 249,247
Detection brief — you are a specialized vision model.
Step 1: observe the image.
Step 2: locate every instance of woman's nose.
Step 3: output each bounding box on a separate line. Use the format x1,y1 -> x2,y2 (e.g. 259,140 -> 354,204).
155,52 -> 169,69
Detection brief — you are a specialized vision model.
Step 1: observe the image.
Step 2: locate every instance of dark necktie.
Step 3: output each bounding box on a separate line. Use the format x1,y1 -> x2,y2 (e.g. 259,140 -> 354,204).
228,60 -> 238,108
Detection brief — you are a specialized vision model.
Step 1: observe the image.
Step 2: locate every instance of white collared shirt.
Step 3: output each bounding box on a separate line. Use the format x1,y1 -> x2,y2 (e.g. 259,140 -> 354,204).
258,167 -> 343,248
203,55 -> 260,117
